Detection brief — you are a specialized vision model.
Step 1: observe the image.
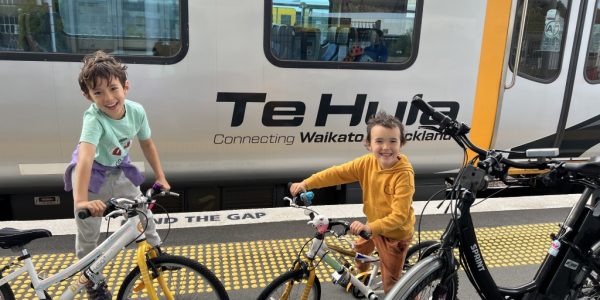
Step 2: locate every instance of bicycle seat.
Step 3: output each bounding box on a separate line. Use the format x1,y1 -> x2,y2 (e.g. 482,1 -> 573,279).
0,227 -> 52,249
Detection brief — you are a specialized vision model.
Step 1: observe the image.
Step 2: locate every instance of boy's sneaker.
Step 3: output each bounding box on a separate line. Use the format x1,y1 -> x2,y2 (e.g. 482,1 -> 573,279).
85,281 -> 112,300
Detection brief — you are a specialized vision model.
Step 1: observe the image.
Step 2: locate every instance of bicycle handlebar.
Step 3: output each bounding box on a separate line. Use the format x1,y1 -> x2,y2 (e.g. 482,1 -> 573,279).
77,187 -> 179,220
412,95 -> 549,171
412,94 -> 453,125
284,184 -> 371,240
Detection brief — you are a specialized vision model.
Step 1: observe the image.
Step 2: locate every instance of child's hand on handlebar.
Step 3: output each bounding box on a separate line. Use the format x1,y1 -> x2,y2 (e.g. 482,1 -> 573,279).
154,178 -> 171,191
289,181 -> 308,197
350,221 -> 371,237
77,199 -> 107,217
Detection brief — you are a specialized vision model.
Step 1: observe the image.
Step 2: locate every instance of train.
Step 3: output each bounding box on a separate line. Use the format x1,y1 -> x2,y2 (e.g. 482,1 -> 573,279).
0,0 -> 598,220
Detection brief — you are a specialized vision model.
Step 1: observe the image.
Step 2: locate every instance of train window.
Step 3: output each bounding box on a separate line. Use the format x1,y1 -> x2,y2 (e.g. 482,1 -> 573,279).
266,0 -> 422,69
0,0 -> 187,64
509,0 -> 570,82
584,0 -> 600,83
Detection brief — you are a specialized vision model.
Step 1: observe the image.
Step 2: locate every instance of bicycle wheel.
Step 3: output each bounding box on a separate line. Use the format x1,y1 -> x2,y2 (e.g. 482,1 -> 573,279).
404,240 -> 439,271
0,284 -> 15,300
257,268 -> 321,300
117,254 -> 229,300
386,255 -> 458,300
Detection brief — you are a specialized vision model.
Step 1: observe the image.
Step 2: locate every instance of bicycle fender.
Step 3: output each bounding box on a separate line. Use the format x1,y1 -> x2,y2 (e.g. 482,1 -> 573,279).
421,242 -> 442,259
384,256 -> 444,300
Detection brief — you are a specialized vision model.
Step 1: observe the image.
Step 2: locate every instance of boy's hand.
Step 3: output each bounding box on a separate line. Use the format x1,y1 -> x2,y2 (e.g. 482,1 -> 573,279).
289,181 -> 307,196
350,221 -> 371,237
155,178 -> 171,191
77,200 -> 107,217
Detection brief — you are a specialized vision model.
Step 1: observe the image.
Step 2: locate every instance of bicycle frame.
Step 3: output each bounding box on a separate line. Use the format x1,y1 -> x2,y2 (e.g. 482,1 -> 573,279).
0,203 -> 166,300
299,233 -> 380,299
325,237 -> 383,295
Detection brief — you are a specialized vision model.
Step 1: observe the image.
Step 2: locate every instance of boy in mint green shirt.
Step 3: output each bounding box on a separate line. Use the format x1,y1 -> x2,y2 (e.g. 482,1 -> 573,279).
64,50 -> 170,300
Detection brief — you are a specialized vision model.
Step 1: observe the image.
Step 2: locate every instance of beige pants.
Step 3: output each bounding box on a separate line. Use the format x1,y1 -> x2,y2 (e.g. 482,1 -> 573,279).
72,168 -> 161,259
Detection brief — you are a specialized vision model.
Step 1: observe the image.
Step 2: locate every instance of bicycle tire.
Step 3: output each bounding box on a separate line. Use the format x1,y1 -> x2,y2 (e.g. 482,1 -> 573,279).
404,240 -> 439,270
386,255 -> 458,300
116,254 -> 229,300
257,268 -> 321,300
0,284 -> 15,300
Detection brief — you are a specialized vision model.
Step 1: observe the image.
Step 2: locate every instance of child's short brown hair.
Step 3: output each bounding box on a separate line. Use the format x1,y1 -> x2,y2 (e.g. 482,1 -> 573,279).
78,50 -> 128,95
366,111 -> 407,146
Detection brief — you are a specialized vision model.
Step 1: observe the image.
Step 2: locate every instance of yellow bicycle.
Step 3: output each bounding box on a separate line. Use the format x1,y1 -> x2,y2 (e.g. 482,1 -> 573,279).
257,191 -> 433,300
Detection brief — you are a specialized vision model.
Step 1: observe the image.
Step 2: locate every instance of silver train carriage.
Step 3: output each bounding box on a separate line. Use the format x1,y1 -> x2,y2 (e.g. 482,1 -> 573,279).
0,0 -> 598,220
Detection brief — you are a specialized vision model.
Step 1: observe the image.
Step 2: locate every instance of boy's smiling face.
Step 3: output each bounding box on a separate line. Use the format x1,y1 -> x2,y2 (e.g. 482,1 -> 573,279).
367,125 -> 402,170
84,76 -> 129,120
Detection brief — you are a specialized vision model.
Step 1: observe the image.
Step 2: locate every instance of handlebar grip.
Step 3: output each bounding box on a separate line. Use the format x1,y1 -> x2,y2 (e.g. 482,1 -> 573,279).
359,230 -> 371,240
412,95 -> 450,124
152,182 -> 163,191
77,209 -> 91,220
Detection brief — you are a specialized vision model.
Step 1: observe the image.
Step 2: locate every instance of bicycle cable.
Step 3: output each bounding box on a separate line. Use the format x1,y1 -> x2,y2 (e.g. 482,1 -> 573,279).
415,187 -> 446,254
151,202 -> 172,244
125,209 -> 150,248
471,185 -> 510,207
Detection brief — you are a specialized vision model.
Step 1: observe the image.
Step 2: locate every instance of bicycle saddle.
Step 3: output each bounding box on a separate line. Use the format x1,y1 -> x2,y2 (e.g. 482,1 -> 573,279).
0,227 -> 52,249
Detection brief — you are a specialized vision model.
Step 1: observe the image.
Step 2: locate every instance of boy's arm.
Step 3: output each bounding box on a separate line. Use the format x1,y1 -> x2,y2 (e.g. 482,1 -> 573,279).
304,159 -> 360,190
139,138 -> 170,190
290,161 -> 358,197
74,142 -> 106,216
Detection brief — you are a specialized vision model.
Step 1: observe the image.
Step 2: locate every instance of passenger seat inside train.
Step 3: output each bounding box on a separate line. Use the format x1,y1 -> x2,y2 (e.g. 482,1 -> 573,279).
320,26 -> 338,61
270,24 -> 320,61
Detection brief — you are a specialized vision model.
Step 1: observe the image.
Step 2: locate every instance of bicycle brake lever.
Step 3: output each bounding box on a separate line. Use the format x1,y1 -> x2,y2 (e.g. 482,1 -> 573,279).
418,125 -> 442,133
116,198 -> 137,206
104,209 -> 126,220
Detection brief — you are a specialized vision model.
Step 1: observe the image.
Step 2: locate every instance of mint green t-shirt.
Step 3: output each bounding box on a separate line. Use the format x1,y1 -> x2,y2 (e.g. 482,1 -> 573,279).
79,100 -> 151,167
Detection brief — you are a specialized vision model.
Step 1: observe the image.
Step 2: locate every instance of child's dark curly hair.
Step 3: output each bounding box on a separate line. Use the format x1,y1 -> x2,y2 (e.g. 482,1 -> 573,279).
365,111 -> 407,146
78,50 -> 127,96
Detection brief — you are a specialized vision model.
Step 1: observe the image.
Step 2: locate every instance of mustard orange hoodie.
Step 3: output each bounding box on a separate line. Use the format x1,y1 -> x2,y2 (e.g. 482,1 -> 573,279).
304,153 -> 415,241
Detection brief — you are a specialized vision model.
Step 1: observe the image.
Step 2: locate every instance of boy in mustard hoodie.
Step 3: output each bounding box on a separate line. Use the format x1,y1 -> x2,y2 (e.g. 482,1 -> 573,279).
290,111 -> 414,293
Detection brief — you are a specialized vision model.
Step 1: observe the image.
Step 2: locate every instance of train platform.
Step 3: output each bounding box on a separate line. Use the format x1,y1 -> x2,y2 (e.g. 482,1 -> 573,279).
0,193 -> 581,299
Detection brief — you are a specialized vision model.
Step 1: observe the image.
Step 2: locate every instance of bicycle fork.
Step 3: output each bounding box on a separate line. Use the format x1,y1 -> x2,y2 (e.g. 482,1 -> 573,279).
282,261 -> 316,300
134,241 -> 174,300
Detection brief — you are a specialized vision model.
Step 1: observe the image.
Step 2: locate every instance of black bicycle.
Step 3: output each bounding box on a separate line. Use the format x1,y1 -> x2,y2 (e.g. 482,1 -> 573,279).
385,95 -> 600,300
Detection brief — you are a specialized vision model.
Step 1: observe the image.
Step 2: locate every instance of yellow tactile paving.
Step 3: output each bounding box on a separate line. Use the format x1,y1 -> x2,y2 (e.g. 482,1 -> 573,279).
0,222 -> 558,298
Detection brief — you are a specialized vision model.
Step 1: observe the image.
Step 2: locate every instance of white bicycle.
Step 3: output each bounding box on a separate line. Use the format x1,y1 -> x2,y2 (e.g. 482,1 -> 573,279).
0,187 -> 229,299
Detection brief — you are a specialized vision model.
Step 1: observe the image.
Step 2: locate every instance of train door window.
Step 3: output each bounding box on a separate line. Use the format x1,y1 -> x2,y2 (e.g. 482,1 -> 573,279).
0,0 -> 187,64
266,0 -> 422,69
584,0 -> 600,83
509,0 -> 570,82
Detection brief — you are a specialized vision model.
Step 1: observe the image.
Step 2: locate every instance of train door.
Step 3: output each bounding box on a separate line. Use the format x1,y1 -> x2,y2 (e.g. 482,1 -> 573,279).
559,0 -> 600,158
493,0 -> 600,160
